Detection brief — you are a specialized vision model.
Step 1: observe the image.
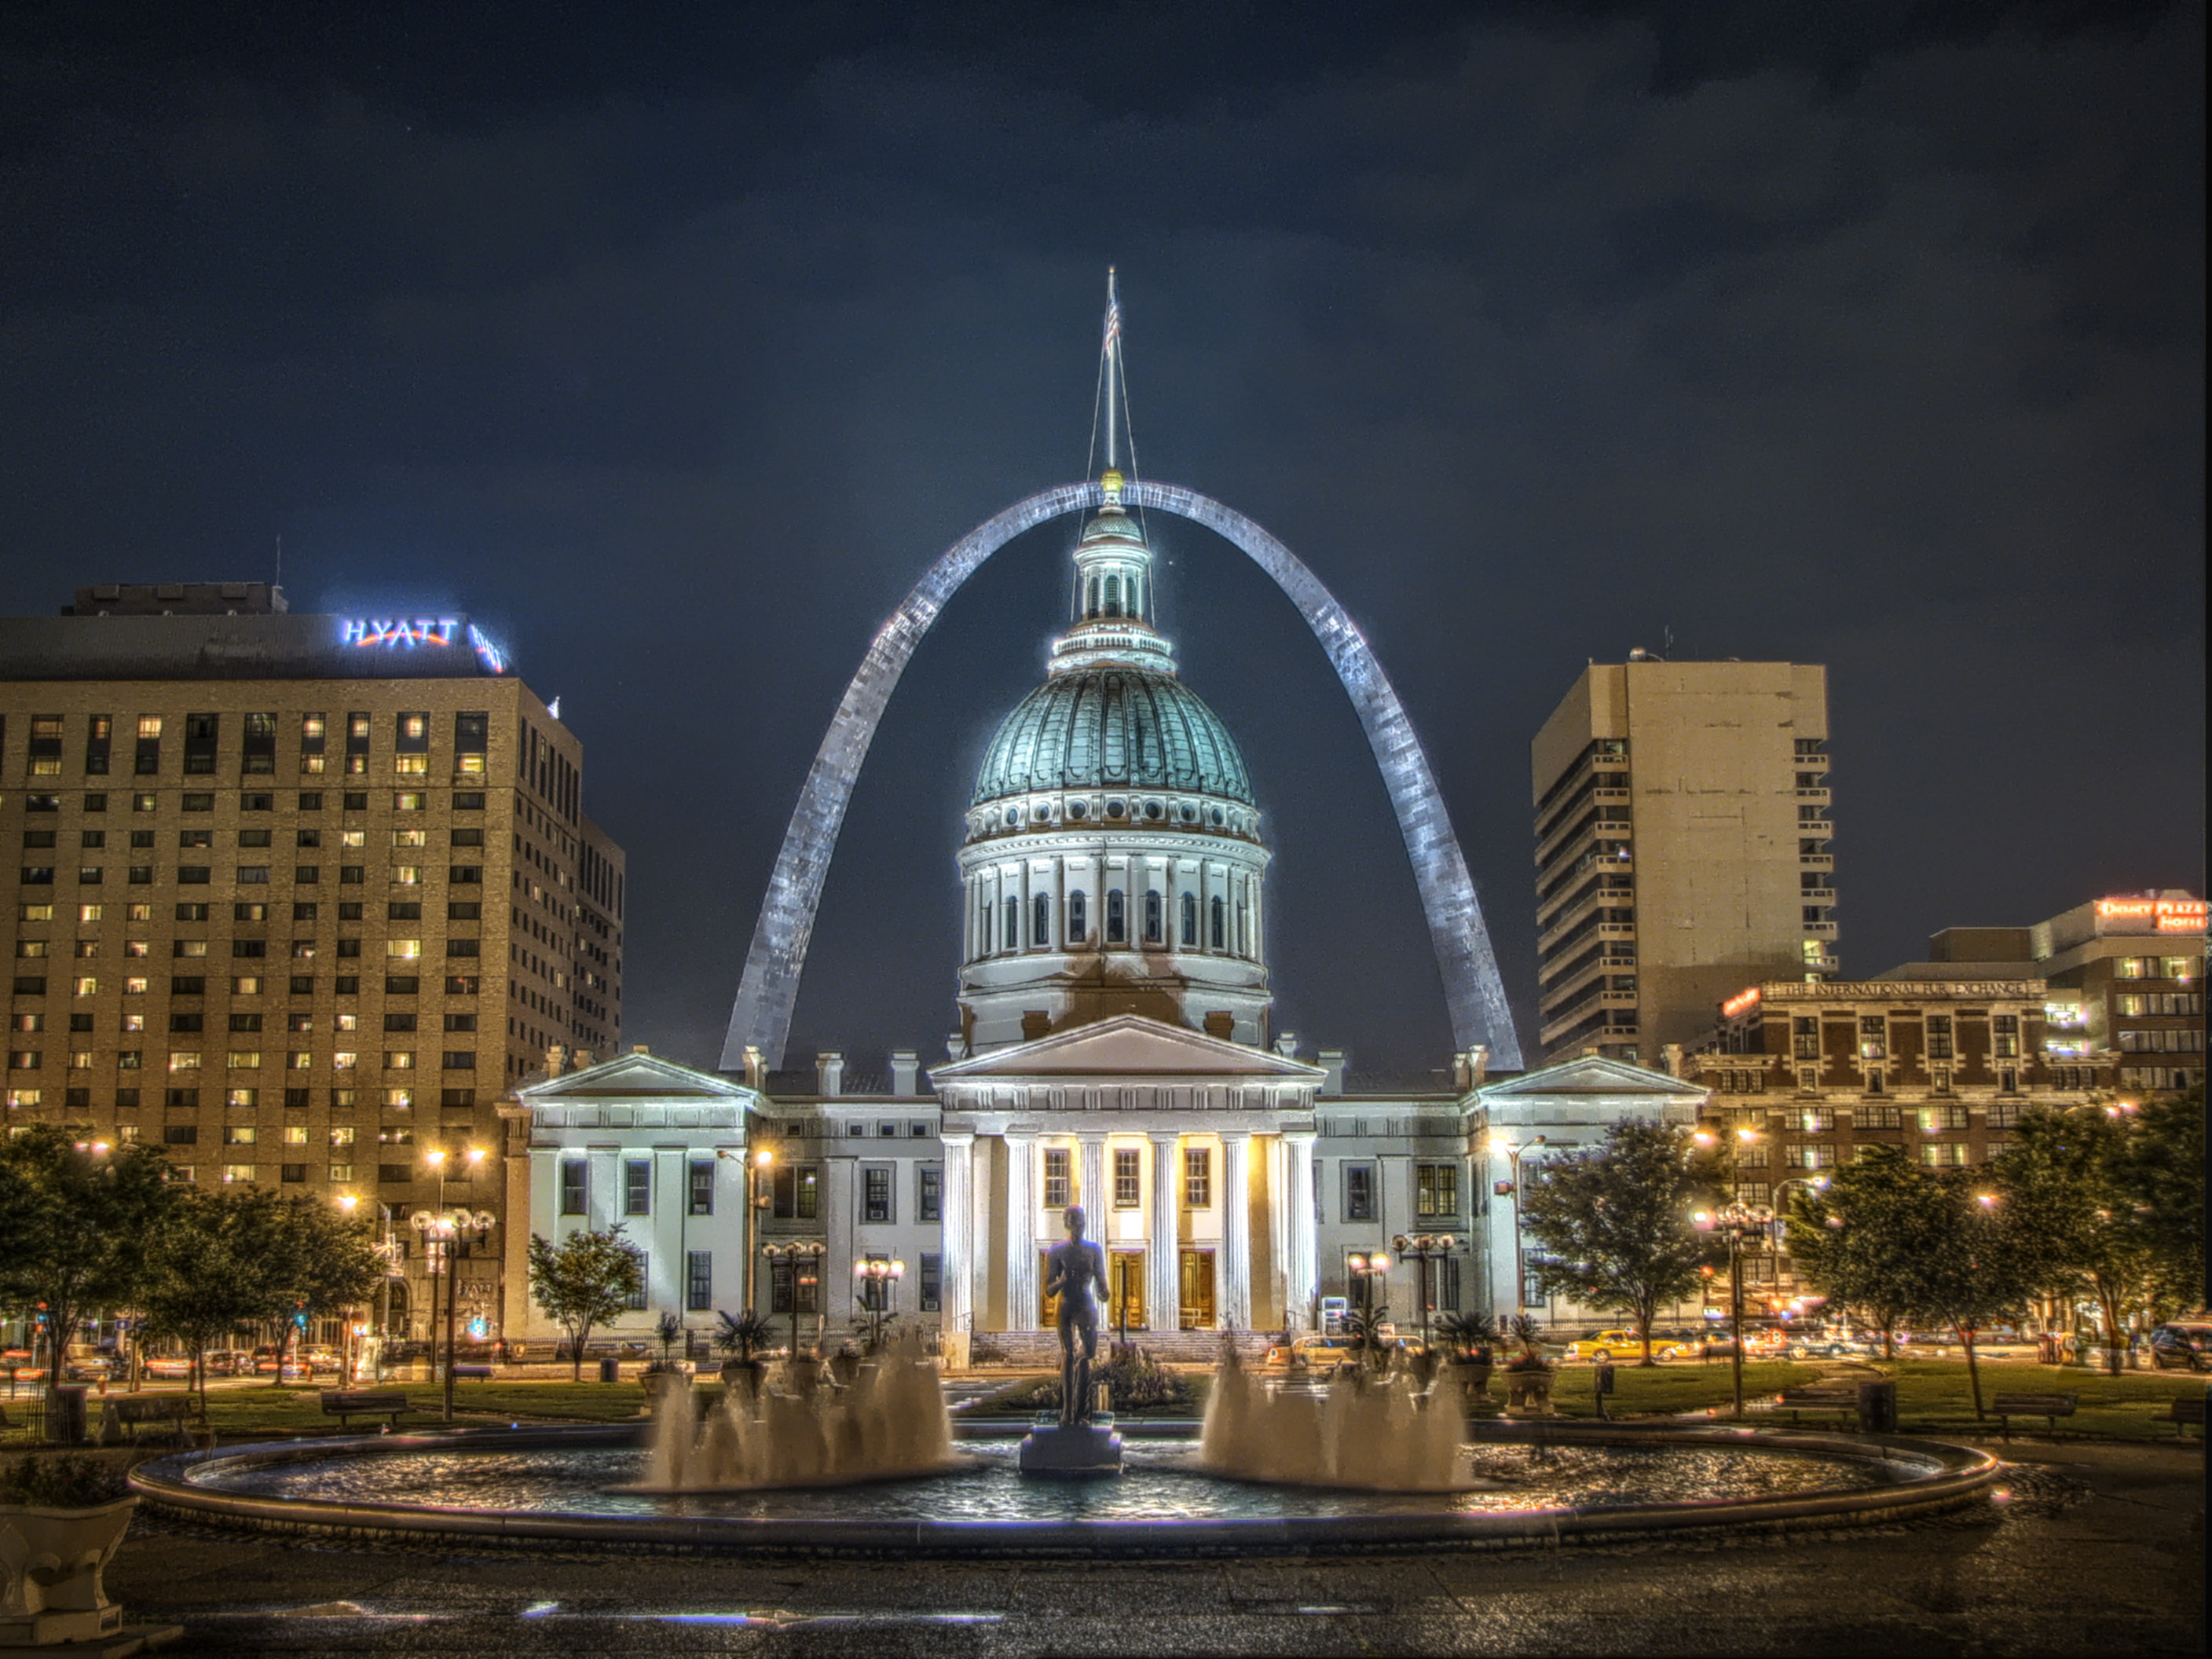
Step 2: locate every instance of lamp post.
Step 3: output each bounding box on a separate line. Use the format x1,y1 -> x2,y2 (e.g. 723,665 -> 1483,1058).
1390,1234 -> 1452,1353
1768,1174 -> 1829,1312
853,1257 -> 906,1350
338,1194 -> 397,1381
1694,1200 -> 1773,1419
762,1240 -> 827,1353
411,1146 -> 495,1423
1487,1133 -> 1546,1321
1345,1251 -> 1391,1360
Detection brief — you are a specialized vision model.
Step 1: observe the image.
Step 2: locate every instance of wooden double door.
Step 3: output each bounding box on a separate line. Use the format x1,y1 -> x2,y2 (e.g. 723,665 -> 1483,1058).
1039,1248 -> 1150,1330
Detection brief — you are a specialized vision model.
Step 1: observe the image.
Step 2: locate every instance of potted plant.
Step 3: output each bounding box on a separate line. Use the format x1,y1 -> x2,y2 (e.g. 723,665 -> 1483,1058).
1501,1314 -> 1556,1415
1434,1312 -> 1498,1407
640,1313 -> 690,1412
712,1309 -> 775,1403
0,1455 -> 142,1648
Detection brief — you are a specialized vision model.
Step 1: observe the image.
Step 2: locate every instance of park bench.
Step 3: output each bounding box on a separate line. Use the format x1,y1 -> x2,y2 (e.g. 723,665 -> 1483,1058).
320,1389 -> 416,1431
1993,1392 -> 2077,1438
99,1393 -> 192,1446
2165,1395 -> 2205,1440
449,1363 -> 493,1382
1774,1387 -> 1860,1426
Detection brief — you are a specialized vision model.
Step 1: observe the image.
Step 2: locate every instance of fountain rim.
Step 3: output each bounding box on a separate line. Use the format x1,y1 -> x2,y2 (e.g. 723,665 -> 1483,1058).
129,1421 -> 2001,1557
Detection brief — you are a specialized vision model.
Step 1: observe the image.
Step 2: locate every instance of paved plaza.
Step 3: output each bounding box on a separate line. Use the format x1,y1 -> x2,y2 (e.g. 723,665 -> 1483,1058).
108,1439 -> 2200,1657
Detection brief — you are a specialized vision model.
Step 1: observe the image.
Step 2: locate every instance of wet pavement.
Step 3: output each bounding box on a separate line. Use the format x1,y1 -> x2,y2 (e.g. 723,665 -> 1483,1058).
109,1439 -> 2202,1656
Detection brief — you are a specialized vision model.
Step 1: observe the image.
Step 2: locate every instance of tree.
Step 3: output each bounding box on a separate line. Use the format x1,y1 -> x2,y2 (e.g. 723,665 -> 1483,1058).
0,1126 -> 177,1408
137,1187 -> 290,1412
527,1228 -> 644,1379
264,1197 -> 383,1382
1518,1120 -> 1730,1364
1785,1146 -> 1942,1358
714,1309 -> 775,1362
2117,1088 -> 2206,1317
1994,1108 -> 2151,1375
1910,1175 -> 2031,1419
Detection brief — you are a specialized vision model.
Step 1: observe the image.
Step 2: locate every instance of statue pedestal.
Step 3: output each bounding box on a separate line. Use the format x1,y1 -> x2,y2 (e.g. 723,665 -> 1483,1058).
1016,1412 -> 1123,1478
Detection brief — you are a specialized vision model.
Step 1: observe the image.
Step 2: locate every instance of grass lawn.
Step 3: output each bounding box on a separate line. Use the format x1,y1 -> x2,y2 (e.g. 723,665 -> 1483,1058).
114,1379 -> 674,1437
1536,1359 -> 1819,1419
1864,1360 -> 2207,1441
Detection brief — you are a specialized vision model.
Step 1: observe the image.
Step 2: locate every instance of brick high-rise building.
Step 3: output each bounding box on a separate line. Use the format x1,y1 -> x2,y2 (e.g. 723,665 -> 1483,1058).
1532,657 -> 1833,1066
2,584 -> 624,1346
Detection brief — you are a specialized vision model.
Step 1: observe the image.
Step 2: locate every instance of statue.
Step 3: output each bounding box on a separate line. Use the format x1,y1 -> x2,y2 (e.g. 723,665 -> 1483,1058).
1043,1205 -> 1109,1426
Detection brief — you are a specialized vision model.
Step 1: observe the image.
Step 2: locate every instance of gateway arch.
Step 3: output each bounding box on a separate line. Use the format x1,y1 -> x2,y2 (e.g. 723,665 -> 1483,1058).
720,478 -> 1524,1072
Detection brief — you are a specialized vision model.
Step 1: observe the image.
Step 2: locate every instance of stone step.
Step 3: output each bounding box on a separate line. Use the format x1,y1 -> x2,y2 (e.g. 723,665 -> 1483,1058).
968,1330 -> 1274,1368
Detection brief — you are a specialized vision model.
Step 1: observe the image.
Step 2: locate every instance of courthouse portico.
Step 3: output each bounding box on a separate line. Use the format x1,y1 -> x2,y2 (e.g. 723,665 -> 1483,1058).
929,1015 -> 1324,1368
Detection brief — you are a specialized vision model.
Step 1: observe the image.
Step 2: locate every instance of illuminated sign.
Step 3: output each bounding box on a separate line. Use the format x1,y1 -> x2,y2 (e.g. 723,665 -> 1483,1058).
337,617 -> 508,675
1722,987 -> 1762,1019
2095,896 -> 2207,935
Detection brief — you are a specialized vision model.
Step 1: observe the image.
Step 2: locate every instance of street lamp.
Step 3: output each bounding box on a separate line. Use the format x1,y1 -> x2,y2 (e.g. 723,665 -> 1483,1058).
762,1240 -> 827,1353
1487,1133 -> 1546,1321
412,1145 -> 496,1422
853,1257 -> 906,1350
1693,1199 -> 1774,1418
1390,1234 -> 1454,1353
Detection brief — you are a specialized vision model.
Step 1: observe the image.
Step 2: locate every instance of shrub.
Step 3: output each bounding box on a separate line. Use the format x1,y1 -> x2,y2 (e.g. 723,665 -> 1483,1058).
999,1344 -> 1193,1414
0,1454 -> 131,1509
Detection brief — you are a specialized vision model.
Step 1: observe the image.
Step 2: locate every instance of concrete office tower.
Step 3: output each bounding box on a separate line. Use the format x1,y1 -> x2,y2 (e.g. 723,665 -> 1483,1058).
2,584 -> 624,1346
1532,658 -> 1833,1065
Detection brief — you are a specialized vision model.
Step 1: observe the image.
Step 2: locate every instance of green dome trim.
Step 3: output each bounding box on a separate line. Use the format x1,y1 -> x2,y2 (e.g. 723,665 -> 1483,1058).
972,668 -> 1254,806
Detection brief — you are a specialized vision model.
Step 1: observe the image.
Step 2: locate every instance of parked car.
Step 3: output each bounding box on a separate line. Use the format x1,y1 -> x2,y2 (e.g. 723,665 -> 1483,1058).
1265,1335 -> 1364,1375
205,1349 -> 254,1377
302,1347 -> 343,1375
1562,1328 -> 1686,1362
2150,1322 -> 2212,1372
62,1354 -> 115,1382
143,1355 -> 196,1380
1783,1331 -> 1864,1359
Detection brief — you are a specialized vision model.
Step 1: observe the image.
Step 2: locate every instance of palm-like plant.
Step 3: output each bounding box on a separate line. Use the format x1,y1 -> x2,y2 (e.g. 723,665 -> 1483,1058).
1504,1312 -> 1552,1372
713,1309 -> 775,1362
1434,1310 -> 1498,1361
653,1310 -> 683,1368
1345,1303 -> 1394,1371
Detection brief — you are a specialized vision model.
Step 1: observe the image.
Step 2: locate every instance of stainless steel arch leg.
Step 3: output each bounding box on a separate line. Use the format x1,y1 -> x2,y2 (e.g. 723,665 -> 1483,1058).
720,480 -> 1522,1071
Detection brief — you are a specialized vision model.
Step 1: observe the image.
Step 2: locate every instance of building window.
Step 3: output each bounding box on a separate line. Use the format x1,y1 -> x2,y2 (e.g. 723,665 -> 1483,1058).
1858,1016 -> 1886,1062
688,1160 -> 714,1216
625,1262 -> 648,1313
684,1251 -> 712,1313
1002,895 -> 1018,952
1917,1104 -> 1968,1133
558,1161 -> 588,1215
918,1254 -> 942,1313
624,1159 -> 650,1216
1106,888 -> 1126,944
1926,1015 -> 1954,1060
1786,1143 -> 1838,1170
1184,1145 -> 1212,1209
1919,1143 -> 1968,1168
1989,1102 -> 2023,1130
771,1164 -> 819,1220
1794,1107 -> 1836,1133
1210,895 -> 1225,950
1415,1162 -> 1458,1218
1144,889 -> 1163,943
1113,1147 -> 1141,1208
1993,1014 -> 2020,1060
1857,1104 -> 1902,1130
1068,891 -> 1086,943
1179,892 -> 1197,947
1042,1147 -> 1071,1210
1033,892 -> 1050,947
860,1165 -> 894,1224
976,899 -> 991,954
917,1165 -> 942,1222
1343,1162 -> 1376,1221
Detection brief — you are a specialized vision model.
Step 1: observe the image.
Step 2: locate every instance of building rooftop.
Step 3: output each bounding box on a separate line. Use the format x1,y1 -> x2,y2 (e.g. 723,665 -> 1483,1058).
0,600 -> 511,681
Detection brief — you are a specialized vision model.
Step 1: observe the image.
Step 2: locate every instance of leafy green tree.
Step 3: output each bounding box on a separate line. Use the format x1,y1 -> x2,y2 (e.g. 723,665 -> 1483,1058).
528,1228 -> 645,1379
1994,1108 -> 2150,1375
1785,1146 -> 1939,1357
1910,1174 -> 2031,1418
1518,1120 -> 1730,1363
138,1186 -> 290,1411
2117,1088 -> 2205,1316
0,1126 -> 178,1408
262,1197 -> 384,1382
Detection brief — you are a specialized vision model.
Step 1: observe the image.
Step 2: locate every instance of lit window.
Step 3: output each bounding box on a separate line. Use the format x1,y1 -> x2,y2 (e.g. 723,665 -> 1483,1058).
1042,1148 -> 1071,1210
1106,888 -> 1126,944
1114,1147 -> 1141,1207
1185,1145 -> 1212,1208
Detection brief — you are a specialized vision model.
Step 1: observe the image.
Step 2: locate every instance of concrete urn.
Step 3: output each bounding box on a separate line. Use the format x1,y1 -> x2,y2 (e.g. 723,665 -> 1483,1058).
0,1496 -> 136,1647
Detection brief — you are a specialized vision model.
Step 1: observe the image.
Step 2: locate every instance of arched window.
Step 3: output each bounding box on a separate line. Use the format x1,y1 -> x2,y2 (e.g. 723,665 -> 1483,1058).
1068,890 -> 1087,942
1104,575 -> 1122,616
979,899 -> 992,955
1144,889 -> 1163,944
1033,892 -> 1051,947
1179,892 -> 1197,947
1003,895 -> 1020,952
1210,895 -> 1225,950
1106,888 -> 1126,944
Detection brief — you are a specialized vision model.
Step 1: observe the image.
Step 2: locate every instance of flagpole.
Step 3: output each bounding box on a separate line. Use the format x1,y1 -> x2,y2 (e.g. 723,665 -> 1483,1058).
1104,267 -> 1119,471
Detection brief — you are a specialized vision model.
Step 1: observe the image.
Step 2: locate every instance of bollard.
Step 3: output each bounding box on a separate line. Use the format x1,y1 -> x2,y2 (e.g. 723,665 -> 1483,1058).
598,1357 -> 622,1383
1856,1379 -> 1897,1434
1593,1363 -> 1616,1422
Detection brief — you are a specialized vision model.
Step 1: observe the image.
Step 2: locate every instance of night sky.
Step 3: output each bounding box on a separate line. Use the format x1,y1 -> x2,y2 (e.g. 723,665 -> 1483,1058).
3,3 -> 2202,1078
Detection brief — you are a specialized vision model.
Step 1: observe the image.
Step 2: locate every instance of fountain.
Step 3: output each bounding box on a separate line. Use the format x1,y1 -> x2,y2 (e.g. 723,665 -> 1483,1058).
636,1334 -> 958,1491
1199,1350 -> 1473,1492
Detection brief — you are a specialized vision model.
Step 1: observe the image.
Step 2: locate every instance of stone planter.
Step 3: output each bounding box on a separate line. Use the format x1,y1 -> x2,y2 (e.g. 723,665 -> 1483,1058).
1503,1368 -> 1555,1415
781,1356 -> 823,1396
639,1369 -> 692,1415
1448,1359 -> 1494,1409
718,1360 -> 767,1403
0,1496 -> 137,1647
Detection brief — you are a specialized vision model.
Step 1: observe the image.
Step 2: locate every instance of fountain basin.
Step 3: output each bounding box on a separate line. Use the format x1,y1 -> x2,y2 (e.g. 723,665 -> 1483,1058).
129,1420 -> 1998,1557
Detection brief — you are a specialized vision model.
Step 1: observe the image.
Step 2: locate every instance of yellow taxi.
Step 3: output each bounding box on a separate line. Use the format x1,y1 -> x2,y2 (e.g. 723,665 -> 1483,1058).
1562,1328 -> 1698,1362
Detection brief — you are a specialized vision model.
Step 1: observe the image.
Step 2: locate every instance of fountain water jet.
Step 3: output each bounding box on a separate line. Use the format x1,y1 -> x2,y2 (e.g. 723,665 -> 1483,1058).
1199,1351 -> 1477,1492
636,1335 -> 961,1491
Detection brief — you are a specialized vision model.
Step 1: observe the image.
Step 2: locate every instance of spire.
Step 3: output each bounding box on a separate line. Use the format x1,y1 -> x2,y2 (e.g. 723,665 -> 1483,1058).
1089,267 -> 1136,497
1103,267 -> 1122,473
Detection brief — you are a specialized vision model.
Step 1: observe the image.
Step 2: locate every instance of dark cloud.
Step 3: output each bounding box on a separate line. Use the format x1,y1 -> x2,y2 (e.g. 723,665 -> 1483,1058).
2,0 -> 2201,1072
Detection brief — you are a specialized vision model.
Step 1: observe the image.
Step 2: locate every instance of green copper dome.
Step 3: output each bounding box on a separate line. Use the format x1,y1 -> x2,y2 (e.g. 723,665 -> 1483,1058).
972,667 -> 1254,806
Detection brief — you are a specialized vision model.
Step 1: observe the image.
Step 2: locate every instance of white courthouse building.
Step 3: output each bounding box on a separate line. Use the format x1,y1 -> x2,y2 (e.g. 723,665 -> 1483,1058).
500,493 -> 1712,1357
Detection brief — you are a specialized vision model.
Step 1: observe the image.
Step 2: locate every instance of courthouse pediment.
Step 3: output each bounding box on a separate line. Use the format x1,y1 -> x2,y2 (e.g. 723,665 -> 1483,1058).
1478,1053 -> 1707,1101
932,1014 -> 1327,1085
516,1049 -> 756,1103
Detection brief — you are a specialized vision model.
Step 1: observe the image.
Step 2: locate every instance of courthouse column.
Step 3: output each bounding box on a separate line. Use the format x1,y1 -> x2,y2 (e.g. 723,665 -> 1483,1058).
938,1131 -> 974,1368
1077,1133 -> 1108,1225
1284,1130 -> 1318,1331
1148,1132 -> 1181,1333
1004,1131 -> 1038,1330
1220,1130 -> 1252,1331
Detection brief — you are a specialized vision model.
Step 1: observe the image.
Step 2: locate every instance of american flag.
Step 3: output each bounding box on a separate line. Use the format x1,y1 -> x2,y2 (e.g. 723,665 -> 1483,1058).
1101,298 -> 1121,357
